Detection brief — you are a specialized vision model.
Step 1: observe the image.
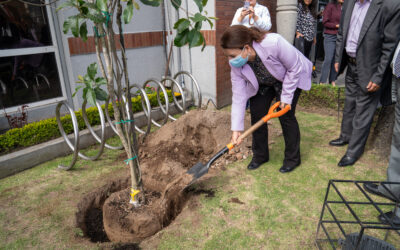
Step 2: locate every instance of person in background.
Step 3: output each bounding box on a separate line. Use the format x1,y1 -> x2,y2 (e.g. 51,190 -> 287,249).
231,0 -> 272,31
220,25 -> 312,173
364,40 -> 400,226
329,0 -> 400,167
318,0 -> 343,86
295,0 -> 318,59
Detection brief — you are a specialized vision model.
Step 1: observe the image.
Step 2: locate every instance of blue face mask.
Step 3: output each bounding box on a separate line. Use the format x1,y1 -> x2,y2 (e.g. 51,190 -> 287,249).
229,47 -> 249,68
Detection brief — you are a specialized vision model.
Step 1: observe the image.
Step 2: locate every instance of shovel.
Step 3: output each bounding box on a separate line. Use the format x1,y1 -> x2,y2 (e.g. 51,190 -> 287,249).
187,101 -> 291,184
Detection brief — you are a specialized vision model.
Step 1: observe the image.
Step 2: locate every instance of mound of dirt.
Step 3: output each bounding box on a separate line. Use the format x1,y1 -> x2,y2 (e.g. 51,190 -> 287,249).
78,109 -> 261,243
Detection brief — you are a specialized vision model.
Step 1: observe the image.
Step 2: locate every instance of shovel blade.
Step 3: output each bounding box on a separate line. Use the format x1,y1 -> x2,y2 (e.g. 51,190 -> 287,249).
187,162 -> 209,181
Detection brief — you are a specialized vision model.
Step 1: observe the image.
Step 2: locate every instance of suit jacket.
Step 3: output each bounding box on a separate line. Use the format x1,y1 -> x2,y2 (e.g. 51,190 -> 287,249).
230,33 -> 312,131
335,0 -> 400,106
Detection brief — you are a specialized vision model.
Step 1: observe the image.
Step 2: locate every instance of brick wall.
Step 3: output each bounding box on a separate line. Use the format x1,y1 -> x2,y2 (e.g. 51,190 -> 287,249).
215,0 -> 277,108
68,30 -> 216,56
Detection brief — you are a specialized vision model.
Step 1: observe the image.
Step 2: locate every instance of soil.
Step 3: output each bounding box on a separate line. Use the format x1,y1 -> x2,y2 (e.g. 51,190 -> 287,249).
76,109 -> 279,243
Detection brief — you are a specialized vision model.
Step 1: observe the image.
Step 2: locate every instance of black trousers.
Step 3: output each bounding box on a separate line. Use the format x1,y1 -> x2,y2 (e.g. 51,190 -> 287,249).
249,86 -> 302,167
340,61 -> 382,159
294,37 -> 313,60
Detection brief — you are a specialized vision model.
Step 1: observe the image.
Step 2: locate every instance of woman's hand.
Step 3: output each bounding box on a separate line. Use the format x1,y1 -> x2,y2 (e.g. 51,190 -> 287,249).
336,24 -> 339,28
280,102 -> 290,110
296,31 -> 304,39
334,62 -> 339,72
231,131 -> 243,145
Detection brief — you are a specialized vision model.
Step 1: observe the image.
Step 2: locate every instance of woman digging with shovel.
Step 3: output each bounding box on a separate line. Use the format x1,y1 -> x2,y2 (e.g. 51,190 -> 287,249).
221,25 -> 312,173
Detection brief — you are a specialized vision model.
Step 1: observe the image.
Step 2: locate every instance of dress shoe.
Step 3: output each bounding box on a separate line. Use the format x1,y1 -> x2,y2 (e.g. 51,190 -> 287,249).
247,160 -> 268,170
329,138 -> 349,146
378,211 -> 400,226
338,155 -> 357,167
363,183 -> 397,202
279,163 -> 300,173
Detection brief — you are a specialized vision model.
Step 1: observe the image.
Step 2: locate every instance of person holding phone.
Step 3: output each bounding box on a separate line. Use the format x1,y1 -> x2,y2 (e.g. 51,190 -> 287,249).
295,0 -> 318,59
221,25 -> 312,173
231,0 -> 272,31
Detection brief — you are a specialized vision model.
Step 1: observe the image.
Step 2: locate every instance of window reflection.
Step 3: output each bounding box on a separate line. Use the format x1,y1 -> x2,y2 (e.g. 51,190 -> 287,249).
0,53 -> 62,108
0,0 -> 52,50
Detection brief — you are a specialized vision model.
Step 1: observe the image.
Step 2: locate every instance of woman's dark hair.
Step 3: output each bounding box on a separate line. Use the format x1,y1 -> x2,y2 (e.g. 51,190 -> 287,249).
331,0 -> 338,4
300,0 -> 318,19
220,25 -> 267,49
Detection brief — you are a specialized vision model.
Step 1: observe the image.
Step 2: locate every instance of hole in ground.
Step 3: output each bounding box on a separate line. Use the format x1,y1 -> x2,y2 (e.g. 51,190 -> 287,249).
85,207 -> 109,243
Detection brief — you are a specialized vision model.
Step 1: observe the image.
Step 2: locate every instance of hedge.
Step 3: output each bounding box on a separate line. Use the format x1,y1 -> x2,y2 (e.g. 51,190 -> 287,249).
298,83 -> 344,110
0,92 -> 173,154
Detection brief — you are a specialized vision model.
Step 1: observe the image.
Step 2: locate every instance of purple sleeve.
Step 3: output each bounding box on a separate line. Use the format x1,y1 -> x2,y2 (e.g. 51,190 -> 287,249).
230,68 -> 248,131
276,36 -> 305,104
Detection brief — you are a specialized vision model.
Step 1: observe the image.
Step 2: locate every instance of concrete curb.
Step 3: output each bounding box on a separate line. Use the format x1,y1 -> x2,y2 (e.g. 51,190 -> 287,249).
0,106 -> 182,179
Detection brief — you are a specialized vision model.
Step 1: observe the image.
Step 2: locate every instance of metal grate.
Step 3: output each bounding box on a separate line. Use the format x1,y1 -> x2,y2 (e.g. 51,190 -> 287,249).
315,180 -> 400,249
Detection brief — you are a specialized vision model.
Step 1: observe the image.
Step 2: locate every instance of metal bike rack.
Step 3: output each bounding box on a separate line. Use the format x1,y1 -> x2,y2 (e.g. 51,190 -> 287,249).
55,71 -> 202,171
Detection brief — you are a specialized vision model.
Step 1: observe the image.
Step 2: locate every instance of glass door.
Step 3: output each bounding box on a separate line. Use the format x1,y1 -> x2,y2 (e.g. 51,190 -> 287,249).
0,0 -> 66,112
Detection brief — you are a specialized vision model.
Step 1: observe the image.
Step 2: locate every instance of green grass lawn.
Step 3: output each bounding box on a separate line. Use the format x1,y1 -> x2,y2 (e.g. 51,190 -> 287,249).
0,110 -> 398,249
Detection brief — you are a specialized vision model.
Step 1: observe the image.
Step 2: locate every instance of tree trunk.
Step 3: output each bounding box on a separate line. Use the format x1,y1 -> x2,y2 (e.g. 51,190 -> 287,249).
370,105 -> 395,159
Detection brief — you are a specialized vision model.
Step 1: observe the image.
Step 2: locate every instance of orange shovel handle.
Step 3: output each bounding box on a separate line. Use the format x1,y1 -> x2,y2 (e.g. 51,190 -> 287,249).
227,101 -> 291,150
262,101 -> 291,122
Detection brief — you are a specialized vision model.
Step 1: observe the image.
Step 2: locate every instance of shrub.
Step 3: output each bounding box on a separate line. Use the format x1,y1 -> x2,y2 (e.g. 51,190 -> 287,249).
298,83 -> 344,110
0,92 -> 173,154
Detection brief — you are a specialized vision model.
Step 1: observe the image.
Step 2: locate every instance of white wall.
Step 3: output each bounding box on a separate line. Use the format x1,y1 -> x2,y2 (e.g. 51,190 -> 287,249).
69,46 -> 166,106
165,0 -> 217,105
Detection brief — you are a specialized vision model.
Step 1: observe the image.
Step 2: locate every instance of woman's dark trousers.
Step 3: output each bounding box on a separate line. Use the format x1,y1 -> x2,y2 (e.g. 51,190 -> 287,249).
249,86 -> 302,167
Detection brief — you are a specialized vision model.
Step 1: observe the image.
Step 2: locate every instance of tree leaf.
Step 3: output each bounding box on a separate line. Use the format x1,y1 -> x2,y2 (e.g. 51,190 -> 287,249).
174,18 -> 190,33
56,0 -> 75,11
193,0 -> 203,12
87,63 -> 98,80
83,2 -> 99,10
95,77 -> 107,86
123,0 -> 134,24
68,16 -> 80,37
80,22 -> 88,42
201,39 -> 206,51
72,85 -> 83,97
133,1 -> 140,9
62,20 -> 71,34
83,87 -> 88,100
206,18 -> 213,29
96,0 -> 108,11
202,0 -> 208,7
194,21 -> 202,31
190,13 -> 206,22
170,0 -> 181,9
188,29 -> 203,48
94,87 -> 108,101
174,29 -> 189,47
77,75 -> 84,83
87,88 -> 97,106
139,0 -> 160,7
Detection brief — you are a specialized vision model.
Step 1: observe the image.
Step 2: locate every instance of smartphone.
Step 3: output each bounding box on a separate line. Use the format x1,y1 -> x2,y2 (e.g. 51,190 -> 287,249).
243,1 -> 250,9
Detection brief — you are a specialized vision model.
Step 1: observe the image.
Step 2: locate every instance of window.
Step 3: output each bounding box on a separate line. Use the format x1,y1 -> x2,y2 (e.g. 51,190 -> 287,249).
0,0 -> 66,110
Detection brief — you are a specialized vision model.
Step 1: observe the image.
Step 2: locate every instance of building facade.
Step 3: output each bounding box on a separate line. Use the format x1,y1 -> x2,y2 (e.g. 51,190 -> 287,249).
0,0 -> 300,132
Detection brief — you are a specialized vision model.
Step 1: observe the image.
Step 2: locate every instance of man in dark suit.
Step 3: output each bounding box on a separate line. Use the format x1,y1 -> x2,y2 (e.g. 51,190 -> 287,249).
329,0 -> 400,167
363,42 -> 400,226
364,41 -> 400,226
